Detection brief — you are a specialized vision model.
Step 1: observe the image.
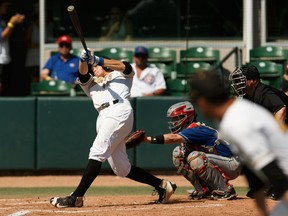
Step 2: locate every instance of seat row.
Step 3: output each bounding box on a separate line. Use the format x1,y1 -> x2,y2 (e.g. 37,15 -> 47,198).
42,46 -> 288,96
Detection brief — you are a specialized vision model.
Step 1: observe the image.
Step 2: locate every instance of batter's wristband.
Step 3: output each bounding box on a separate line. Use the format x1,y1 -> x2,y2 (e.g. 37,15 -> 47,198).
98,57 -> 104,66
150,135 -> 165,144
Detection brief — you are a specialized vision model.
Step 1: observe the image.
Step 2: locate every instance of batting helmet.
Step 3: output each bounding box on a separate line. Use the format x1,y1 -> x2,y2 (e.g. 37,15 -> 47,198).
167,101 -> 196,133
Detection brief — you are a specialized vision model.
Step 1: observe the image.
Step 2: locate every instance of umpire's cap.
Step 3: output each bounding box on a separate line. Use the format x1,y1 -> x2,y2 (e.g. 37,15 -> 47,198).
189,70 -> 229,104
240,65 -> 260,80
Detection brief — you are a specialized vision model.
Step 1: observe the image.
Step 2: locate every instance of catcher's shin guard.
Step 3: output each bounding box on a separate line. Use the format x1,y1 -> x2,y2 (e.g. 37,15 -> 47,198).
187,151 -> 235,198
154,179 -> 177,204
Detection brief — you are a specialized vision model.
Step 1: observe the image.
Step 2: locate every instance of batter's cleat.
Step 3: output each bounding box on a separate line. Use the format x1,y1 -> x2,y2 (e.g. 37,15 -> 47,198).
264,186 -> 281,200
187,189 -> 212,200
246,189 -> 256,199
212,185 -> 237,200
154,179 -> 177,204
50,195 -> 84,208
267,192 -> 281,200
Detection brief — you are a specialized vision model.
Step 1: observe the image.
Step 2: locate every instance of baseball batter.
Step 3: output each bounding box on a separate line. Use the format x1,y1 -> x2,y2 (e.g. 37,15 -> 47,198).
144,101 -> 242,200
50,49 -> 176,208
190,70 -> 288,216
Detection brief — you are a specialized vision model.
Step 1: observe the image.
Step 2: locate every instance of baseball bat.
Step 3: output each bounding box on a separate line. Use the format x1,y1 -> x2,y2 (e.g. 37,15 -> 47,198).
67,5 -> 88,52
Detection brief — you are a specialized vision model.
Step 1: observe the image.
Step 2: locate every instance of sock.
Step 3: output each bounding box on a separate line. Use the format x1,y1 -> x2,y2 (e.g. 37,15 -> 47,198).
72,159 -> 102,197
126,165 -> 162,189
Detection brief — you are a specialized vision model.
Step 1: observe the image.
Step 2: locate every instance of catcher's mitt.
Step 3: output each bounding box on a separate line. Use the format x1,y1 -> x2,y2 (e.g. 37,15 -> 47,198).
125,130 -> 146,149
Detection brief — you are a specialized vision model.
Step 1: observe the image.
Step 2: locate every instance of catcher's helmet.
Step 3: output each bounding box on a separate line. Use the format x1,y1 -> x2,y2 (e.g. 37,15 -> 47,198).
229,67 -> 247,98
167,101 -> 196,133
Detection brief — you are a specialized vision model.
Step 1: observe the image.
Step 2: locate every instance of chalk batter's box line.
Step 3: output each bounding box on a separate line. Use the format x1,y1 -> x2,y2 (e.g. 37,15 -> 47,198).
7,204 -> 224,216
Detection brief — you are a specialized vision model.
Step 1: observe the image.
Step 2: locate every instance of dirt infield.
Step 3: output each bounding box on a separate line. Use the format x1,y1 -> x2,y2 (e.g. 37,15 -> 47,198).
0,175 -> 277,216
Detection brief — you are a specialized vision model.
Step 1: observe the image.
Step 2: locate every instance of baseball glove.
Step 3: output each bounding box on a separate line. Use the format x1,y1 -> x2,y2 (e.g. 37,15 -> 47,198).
125,130 -> 146,149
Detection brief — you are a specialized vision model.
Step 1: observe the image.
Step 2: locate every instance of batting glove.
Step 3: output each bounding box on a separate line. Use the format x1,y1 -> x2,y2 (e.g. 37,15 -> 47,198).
80,48 -> 93,62
88,55 -> 104,66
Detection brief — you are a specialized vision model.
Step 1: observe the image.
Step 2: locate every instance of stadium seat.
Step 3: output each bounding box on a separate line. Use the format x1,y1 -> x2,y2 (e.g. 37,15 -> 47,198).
250,46 -> 286,62
94,48 -> 133,62
147,47 -> 177,69
31,80 -> 73,96
180,46 -> 220,65
249,46 -> 287,74
74,84 -> 86,96
247,60 -> 283,90
150,63 -> 175,79
176,62 -> 212,78
166,78 -> 189,96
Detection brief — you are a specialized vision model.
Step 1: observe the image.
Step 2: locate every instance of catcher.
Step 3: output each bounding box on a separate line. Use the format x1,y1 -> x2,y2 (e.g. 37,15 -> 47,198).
129,101 -> 242,200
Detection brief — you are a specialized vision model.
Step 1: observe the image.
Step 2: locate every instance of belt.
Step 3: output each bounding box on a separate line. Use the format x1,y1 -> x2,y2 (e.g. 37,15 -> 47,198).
97,99 -> 119,112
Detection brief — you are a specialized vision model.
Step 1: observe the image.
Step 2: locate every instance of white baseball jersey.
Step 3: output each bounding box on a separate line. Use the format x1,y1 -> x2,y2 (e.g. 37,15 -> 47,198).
80,71 -> 133,109
78,70 -> 134,177
130,63 -> 166,97
219,98 -> 288,177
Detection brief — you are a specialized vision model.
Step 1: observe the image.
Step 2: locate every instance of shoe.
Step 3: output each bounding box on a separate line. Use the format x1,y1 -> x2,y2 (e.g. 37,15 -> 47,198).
187,189 -> 212,200
50,195 -> 84,208
212,185 -> 237,200
246,189 -> 255,199
264,186 -> 281,200
154,179 -> 177,204
267,192 -> 281,200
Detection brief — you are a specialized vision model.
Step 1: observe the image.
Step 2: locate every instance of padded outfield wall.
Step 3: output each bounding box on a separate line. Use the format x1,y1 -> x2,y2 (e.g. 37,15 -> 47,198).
0,96 -> 218,171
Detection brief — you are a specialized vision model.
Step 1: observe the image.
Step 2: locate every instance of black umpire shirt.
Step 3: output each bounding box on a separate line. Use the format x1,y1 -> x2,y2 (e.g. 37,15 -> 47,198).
244,82 -> 288,125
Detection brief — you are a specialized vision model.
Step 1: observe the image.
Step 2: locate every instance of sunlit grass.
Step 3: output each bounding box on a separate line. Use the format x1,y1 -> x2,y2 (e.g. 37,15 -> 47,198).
0,186 -> 249,198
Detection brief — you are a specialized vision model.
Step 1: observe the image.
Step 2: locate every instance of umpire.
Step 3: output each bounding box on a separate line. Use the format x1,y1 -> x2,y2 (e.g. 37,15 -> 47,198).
236,65 -> 288,125
230,65 -> 288,200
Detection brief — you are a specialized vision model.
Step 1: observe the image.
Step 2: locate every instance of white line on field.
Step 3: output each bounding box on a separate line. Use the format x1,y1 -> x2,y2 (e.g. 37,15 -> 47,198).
7,210 -> 31,216
0,207 -> 12,210
7,201 -> 47,206
6,203 -> 224,215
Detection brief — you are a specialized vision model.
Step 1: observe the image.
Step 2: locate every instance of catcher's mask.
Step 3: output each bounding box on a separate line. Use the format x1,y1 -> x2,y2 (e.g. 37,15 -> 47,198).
167,101 -> 196,134
229,67 -> 247,97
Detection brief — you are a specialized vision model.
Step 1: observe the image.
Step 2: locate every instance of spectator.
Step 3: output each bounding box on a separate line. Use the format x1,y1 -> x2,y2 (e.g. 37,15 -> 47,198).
0,0 -> 25,95
130,46 -> 166,97
230,65 -> 288,200
41,35 -> 79,83
24,2 -> 39,83
99,7 -> 133,41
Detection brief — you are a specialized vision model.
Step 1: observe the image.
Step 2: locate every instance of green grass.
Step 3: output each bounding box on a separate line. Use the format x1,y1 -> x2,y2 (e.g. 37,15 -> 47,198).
0,186 -> 249,198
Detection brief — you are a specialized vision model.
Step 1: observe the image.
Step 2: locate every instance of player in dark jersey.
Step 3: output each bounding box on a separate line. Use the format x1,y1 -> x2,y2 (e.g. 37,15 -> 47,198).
230,65 -> 288,125
144,101 -> 242,200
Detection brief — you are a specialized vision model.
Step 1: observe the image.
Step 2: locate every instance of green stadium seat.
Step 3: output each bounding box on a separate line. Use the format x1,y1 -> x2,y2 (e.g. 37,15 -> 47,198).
166,78 -> 189,96
283,49 -> 288,61
180,46 -> 220,65
94,48 -> 133,62
31,80 -> 73,96
250,46 -> 286,62
74,84 -> 87,96
147,47 -> 177,69
249,46 -> 287,75
247,60 -> 283,90
176,62 -> 212,78
150,63 -> 175,79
